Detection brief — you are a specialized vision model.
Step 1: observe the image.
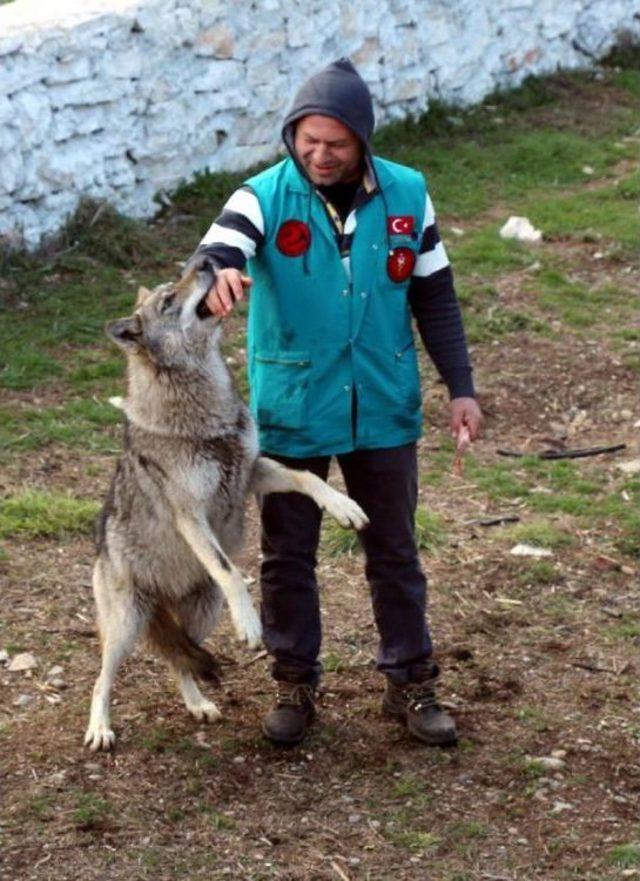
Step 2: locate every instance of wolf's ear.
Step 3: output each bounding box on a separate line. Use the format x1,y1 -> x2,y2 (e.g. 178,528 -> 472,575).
106,315 -> 143,350
136,286 -> 153,307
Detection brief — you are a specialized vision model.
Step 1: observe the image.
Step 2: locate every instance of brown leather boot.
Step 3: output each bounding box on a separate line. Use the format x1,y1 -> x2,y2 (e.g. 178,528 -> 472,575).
262,681 -> 316,745
382,669 -> 457,747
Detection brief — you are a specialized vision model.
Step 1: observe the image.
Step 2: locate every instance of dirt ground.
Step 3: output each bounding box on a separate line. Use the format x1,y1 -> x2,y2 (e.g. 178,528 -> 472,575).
2,78 -> 640,881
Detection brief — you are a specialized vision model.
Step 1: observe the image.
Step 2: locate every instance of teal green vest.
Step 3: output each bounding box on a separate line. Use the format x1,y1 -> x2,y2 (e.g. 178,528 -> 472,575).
246,156 -> 426,457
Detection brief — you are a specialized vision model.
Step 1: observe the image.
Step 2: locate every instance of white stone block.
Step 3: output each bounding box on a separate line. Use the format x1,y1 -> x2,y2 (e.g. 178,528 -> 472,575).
45,55 -> 92,85
51,104 -> 111,142
192,59 -> 245,94
48,76 -> 130,109
95,47 -> 144,81
0,95 -> 13,127
40,137 -> 107,189
0,35 -> 23,57
2,55 -> 49,95
194,23 -> 235,59
11,87 -> 52,145
0,149 -> 24,196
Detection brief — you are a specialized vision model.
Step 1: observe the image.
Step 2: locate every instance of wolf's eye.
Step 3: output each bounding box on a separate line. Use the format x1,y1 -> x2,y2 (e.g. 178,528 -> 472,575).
160,293 -> 176,314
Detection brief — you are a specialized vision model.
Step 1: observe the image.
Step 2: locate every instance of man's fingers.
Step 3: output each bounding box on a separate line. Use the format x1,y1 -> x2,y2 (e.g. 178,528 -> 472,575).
205,289 -> 226,317
228,273 -> 245,304
216,276 -> 236,315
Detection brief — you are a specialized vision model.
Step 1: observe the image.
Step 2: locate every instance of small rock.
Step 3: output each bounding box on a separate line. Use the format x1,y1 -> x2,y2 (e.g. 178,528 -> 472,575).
232,755 -> 246,764
551,749 -> 567,759
582,165 -> 594,175
499,216 -> 542,244
49,678 -> 67,690
551,801 -> 573,813
617,459 -> 640,475
13,693 -> 34,707
48,771 -> 67,785
450,226 -> 465,237
537,756 -> 566,771
0,650 -> 9,664
8,652 -> 38,673
47,665 -> 64,679
510,544 -> 553,558
348,813 -> 361,824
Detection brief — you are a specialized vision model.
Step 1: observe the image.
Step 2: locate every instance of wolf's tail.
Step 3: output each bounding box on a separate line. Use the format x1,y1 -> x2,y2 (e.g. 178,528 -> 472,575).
147,605 -> 221,684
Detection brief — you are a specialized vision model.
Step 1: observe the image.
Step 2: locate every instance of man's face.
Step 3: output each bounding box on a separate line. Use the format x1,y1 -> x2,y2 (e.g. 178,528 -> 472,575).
294,115 -> 363,186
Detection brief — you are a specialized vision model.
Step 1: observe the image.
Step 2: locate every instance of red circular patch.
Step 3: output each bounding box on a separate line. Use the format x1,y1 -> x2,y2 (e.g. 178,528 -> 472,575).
276,219 -> 311,257
387,247 -> 416,283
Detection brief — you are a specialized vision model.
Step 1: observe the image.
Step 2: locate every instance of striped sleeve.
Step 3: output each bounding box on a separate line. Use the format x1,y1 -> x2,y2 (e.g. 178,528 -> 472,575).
412,193 -> 450,278
197,186 -> 265,269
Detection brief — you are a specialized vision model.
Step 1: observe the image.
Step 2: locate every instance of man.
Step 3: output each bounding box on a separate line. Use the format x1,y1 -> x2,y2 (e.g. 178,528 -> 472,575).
186,58 -> 482,747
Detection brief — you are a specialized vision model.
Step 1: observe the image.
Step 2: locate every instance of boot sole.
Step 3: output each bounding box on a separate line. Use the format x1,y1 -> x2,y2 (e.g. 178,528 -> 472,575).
382,704 -> 458,748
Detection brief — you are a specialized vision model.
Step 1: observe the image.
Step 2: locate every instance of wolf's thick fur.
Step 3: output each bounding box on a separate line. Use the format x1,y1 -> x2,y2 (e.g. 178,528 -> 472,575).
85,269 -> 368,751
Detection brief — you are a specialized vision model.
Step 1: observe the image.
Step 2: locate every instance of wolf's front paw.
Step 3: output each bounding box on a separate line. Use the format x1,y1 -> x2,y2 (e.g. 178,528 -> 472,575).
231,596 -> 262,650
321,487 -> 369,530
84,722 -> 116,752
188,699 -> 223,723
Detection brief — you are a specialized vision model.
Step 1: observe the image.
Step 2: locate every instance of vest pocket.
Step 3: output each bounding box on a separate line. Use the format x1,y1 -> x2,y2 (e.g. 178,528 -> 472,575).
253,351 -> 311,430
394,339 -> 422,409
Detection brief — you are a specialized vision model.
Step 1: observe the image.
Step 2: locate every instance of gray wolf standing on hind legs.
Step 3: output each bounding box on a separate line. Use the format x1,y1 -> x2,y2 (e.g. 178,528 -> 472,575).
84,267 -> 368,751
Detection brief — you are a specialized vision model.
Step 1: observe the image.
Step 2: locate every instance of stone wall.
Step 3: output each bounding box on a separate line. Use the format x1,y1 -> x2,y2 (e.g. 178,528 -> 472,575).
1,0 -> 638,249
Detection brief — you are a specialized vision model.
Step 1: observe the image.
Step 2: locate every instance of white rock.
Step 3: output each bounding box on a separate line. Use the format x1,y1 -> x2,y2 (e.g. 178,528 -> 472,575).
8,652 -> 38,672
510,544 -> 553,558
537,756 -> 566,771
13,693 -> 34,707
0,650 -> 9,664
500,216 -> 542,244
617,460 -> 640,475
551,801 -> 573,814
582,165 -> 594,174
47,665 -> 64,679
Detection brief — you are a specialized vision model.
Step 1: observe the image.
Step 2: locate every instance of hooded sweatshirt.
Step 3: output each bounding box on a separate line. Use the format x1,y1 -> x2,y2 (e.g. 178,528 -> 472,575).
190,58 -> 474,455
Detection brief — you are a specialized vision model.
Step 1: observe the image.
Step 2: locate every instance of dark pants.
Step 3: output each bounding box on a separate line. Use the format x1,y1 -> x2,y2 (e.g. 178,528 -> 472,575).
259,443 -> 433,686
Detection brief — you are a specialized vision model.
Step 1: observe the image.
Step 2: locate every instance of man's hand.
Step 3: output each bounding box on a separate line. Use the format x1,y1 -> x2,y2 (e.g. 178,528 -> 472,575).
450,397 -> 482,476
205,268 -> 252,318
450,397 -> 482,441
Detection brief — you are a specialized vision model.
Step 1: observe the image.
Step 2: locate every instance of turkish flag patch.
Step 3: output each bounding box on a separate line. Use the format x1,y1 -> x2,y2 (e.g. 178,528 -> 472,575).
388,215 -> 415,235
276,219 -> 311,257
387,247 -> 416,283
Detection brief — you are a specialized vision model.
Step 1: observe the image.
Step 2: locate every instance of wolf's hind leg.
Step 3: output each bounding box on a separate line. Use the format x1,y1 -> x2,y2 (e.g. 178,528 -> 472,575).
84,561 -> 145,751
174,586 -> 223,722
251,456 -> 369,530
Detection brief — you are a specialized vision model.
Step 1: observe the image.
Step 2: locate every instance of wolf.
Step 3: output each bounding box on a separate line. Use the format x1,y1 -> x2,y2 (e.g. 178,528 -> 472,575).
84,267 -> 368,751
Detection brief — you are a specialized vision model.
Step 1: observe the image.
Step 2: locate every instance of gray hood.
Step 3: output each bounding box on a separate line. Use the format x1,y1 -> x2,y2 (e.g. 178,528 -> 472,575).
282,58 -> 375,161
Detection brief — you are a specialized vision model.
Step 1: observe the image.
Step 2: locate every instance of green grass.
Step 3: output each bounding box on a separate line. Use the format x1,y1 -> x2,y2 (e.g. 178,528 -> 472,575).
72,790 -> 111,829
320,506 -> 446,556
0,399 -> 123,458
0,490 -> 100,540
503,519 -> 574,550
607,843 -> 640,868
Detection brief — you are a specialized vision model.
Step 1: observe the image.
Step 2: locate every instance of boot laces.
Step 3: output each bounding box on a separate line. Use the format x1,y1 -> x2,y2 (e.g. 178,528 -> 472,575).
275,682 -> 315,708
405,682 -> 439,713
